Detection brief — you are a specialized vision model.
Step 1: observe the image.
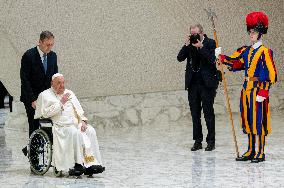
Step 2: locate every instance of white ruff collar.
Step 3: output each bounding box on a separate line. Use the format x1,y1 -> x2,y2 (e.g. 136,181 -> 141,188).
252,40 -> 262,49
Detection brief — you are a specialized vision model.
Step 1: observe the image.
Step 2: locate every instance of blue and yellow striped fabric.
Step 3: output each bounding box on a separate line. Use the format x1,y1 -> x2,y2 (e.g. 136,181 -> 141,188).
220,45 -> 277,135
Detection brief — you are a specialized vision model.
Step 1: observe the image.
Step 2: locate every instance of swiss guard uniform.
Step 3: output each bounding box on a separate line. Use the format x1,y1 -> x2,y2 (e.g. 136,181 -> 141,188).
218,12 -> 277,162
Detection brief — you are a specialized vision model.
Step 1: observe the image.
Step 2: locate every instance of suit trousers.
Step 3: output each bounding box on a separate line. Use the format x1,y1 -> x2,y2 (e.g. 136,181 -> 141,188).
187,84 -> 217,144
24,103 -> 40,136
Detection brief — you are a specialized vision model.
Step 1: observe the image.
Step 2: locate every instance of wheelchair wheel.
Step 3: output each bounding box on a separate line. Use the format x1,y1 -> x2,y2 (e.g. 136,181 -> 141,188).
53,167 -> 63,177
28,129 -> 52,175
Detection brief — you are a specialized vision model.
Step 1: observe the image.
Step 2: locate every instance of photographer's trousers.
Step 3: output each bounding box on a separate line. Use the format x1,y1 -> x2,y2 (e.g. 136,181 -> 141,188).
187,84 -> 217,144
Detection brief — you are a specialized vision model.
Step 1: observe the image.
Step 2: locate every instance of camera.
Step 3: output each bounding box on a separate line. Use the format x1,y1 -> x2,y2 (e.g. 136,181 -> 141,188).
190,34 -> 200,44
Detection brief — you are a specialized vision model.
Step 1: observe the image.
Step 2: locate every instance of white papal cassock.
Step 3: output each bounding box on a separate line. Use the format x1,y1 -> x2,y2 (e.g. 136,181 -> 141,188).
34,88 -> 103,171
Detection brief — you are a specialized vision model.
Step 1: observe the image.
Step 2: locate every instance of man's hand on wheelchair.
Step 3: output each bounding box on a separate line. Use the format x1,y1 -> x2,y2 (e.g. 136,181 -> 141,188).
32,101 -> 37,109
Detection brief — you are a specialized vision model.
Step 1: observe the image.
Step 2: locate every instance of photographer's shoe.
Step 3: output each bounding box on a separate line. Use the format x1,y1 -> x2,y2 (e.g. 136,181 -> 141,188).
205,143 -> 215,151
191,142 -> 202,151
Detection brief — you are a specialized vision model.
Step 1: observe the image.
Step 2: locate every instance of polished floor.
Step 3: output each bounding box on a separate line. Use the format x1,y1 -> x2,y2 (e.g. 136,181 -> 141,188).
1,108 -> 284,188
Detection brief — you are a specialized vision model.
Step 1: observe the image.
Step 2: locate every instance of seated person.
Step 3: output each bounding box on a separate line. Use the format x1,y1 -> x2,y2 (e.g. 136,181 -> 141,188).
34,73 -> 105,176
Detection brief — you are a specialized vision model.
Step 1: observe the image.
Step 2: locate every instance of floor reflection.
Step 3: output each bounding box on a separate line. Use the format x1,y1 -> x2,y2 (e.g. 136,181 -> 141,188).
23,177 -> 106,188
191,151 -> 216,188
0,128 -> 12,178
1,112 -> 284,187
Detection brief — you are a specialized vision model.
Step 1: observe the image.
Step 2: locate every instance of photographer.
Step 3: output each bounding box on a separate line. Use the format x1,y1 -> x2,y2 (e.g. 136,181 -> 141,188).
177,24 -> 219,151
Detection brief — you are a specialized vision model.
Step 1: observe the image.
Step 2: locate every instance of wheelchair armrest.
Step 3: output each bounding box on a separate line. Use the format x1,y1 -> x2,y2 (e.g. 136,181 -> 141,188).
39,118 -> 53,127
39,118 -> 52,123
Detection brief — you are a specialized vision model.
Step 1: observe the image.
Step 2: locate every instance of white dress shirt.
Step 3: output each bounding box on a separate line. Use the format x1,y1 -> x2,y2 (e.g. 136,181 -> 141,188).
37,46 -> 46,64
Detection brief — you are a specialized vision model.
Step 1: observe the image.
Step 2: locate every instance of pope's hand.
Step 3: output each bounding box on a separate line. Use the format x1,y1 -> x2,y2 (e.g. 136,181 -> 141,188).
81,121 -> 88,132
60,93 -> 71,105
215,47 -> 222,58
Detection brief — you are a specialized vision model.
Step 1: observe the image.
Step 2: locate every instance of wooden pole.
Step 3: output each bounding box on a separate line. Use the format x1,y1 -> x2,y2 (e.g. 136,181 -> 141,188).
205,8 -> 240,158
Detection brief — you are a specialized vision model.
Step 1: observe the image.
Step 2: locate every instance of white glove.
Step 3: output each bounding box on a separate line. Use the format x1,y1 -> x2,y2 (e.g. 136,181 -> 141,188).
215,47 -> 222,58
256,95 -> 266,102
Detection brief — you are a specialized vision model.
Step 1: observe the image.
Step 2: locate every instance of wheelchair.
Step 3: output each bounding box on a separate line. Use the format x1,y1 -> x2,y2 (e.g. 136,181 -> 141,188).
27,119 -> 62,177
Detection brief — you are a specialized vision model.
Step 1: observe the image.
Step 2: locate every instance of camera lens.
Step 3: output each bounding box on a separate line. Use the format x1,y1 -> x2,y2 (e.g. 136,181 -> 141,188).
190,34 -> 200,44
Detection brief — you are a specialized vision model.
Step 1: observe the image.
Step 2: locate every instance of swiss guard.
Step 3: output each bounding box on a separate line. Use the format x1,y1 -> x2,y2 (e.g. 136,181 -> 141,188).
215,12 -> 278,163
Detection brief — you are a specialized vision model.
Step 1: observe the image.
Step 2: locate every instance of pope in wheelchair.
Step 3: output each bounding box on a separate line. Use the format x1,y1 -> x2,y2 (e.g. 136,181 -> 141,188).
32,73 -> 105,177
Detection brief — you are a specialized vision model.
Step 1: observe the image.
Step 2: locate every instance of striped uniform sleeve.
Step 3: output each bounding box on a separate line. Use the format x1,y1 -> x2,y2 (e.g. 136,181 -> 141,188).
219,46 -> 247,71
258,48 -> 278,98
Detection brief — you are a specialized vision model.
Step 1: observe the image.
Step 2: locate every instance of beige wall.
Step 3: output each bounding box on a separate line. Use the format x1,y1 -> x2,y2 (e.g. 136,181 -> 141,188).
0,0 -> 283,100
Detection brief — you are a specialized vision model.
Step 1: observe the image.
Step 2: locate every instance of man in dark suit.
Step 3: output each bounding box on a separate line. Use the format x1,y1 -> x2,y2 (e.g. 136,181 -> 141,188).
177,24 -> 219,151
20,31 -> 58,155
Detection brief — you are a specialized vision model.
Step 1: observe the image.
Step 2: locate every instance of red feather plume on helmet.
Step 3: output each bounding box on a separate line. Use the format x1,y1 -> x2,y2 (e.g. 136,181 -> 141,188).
246,12 -> 269,34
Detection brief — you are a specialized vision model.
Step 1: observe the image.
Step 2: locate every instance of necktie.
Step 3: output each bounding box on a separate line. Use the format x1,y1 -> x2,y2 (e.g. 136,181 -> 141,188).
43,53 -> 47,74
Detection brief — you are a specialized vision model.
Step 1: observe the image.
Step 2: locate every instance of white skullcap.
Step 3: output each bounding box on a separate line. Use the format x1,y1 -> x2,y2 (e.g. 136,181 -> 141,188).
52,73 -> 64,81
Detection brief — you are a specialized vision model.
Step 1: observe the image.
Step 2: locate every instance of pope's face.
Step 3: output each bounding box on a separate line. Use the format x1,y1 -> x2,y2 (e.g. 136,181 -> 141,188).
52,76 -> 65,94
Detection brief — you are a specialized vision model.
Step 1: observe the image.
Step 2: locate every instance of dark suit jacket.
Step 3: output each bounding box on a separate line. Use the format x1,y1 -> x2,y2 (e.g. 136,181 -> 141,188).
177,35 -> 219,89
20,47 -> 58,104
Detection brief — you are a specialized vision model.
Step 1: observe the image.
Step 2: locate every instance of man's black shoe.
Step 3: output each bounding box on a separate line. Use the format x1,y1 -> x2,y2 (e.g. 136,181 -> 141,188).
69,163 -> 85,176
85,165 -> 96,176
22,146 -> 27,156
251,158 -> 265,163
85,165 -> 105,176
69,168 -> 81,176
236,153 -> 255,161
191,142 -> 202,151
93,165 -> 105,174
205,143 -> 215,151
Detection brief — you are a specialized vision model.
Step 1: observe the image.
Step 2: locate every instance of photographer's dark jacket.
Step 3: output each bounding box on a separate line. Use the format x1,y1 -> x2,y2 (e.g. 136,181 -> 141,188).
177,35 -> 219,89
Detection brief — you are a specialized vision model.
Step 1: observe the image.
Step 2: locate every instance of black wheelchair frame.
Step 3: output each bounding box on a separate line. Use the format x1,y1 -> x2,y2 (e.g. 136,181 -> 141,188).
28,119 -> 62,176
